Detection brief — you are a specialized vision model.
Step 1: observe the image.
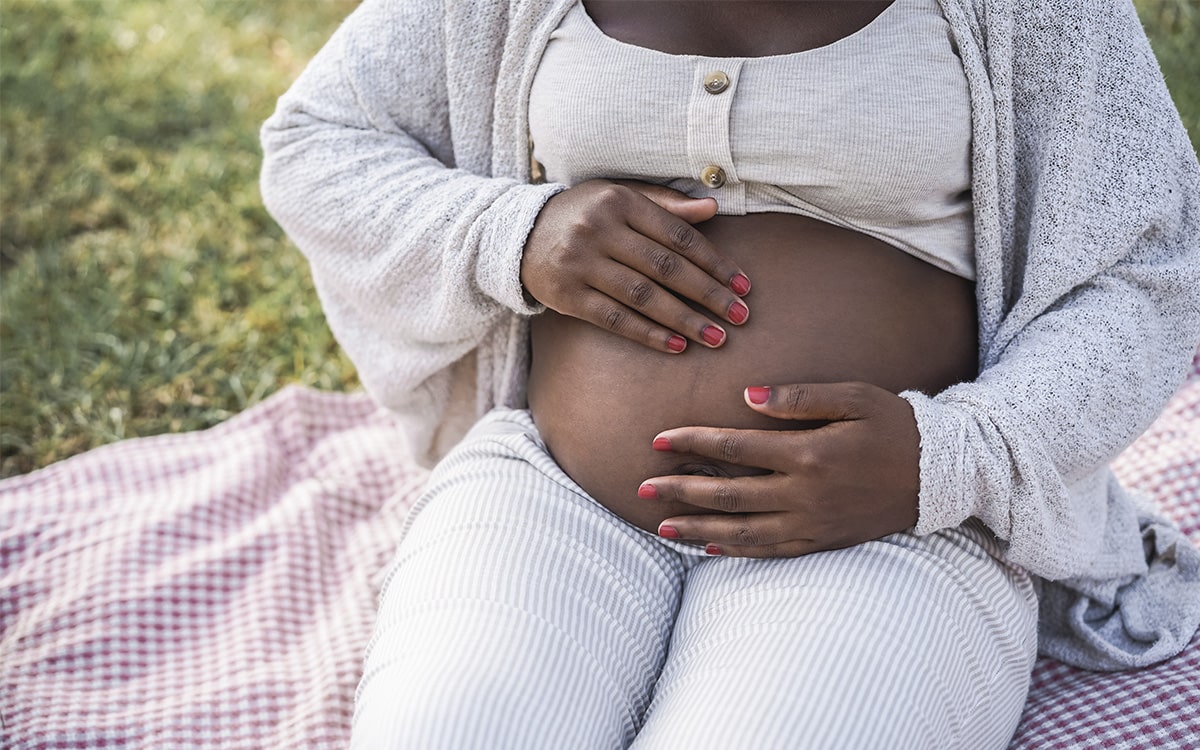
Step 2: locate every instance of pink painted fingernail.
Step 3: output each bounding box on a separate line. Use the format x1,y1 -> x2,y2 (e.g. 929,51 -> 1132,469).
747,386 -> 770,404
705,544 -> 724,556
730,273 -> 751,296
701,325 -> 725,347
667,335 -> 687,353
652,436 -> 672,451
658,525 -> 680,539
728,300 -> 749,325
638,483 -> 658,500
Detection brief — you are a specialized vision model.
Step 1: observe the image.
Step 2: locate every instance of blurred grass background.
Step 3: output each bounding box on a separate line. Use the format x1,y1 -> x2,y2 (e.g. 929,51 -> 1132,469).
1,0 -> 1197,477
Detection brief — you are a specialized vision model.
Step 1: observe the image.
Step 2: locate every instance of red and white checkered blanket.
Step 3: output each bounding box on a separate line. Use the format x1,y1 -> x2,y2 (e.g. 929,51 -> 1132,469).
3,361 -> 1198,749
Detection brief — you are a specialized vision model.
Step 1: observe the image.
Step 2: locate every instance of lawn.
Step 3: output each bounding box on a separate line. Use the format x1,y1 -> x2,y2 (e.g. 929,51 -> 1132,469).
0,0 -> 360,476
1,0 -> 1197,477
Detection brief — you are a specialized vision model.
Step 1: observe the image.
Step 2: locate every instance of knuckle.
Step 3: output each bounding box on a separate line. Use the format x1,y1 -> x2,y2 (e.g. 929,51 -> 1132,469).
668,223 -> 699,255
715,434 -> 743,464
699,284 -> 725,307
793,445 -> 822,472
626,279 -> 656,308
647,249 -> 682,280
665,483 -> 686,503
844,382 -> 874,414
734,524 -> 760,546
638,321 -> 660,346
565,216 -> 602,243
845,381 -> 872,399
713,484 -> 742,513
600,305 -> 627,333
594,182 -> 628,206
785,385 -> 811,414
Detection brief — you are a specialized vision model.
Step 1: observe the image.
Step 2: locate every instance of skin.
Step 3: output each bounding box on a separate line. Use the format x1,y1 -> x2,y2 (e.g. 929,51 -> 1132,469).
522,0 -> 971,558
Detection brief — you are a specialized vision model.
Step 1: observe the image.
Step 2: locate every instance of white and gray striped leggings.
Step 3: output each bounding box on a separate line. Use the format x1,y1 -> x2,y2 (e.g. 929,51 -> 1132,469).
353,409 -> 1038,749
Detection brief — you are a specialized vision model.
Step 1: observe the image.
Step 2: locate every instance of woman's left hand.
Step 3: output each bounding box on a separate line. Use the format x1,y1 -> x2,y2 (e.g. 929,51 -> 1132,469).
641,382 -> 921,558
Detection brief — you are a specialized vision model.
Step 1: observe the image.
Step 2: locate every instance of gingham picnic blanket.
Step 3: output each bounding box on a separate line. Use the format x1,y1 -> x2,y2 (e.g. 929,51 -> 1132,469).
2,359 -> 1198,749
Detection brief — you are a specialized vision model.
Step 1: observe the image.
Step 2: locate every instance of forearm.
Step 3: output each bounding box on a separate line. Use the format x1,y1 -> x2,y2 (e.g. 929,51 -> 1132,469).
259,0 -> 565,421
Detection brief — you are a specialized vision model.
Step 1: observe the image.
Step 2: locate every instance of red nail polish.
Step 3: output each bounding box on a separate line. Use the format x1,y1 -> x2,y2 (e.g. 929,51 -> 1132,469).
728,300 -> 748,325
747,386 -> 770,404
652,436 -> 672,451
730,273 -> 751,296
701,325 -> 725,347
667,335 -> 686,353
659,525 -> 680,539
705,544 -> 723,556
638,483 -> 658,500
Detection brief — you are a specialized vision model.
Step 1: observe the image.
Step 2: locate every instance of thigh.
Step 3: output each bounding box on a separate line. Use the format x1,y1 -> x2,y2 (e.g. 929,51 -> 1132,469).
634,521 -> 1038,750
353,408 -> 688,750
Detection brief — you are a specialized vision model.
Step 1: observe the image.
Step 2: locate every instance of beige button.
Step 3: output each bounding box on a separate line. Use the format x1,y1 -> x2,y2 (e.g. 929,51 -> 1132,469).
700,165 -> 726,189
703,70 -> 730,95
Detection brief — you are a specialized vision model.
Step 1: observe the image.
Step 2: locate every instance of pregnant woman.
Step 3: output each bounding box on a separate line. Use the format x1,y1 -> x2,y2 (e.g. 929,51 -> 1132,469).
260,0 -> 1200,747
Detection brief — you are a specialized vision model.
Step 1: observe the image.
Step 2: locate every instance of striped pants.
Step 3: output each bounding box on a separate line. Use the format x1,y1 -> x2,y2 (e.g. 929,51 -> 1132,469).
353,409 -> 1038,749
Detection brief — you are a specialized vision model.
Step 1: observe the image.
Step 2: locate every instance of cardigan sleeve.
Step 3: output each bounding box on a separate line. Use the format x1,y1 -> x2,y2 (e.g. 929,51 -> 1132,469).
901,0 -> 1200,582
259,0 -> 564,431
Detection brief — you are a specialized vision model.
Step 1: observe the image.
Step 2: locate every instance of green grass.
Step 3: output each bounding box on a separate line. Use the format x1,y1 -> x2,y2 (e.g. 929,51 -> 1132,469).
1137,0 -> 1200,144
0,0 -> 360,476
1,0 -> 1197,477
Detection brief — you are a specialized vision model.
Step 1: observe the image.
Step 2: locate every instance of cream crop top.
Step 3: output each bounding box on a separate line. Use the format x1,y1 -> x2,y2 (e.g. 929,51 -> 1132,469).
528,0 -> 976,279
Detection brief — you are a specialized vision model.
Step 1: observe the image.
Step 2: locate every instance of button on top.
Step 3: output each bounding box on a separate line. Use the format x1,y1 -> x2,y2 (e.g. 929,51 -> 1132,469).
700,165 -> 726,189
703,70 -> 730,95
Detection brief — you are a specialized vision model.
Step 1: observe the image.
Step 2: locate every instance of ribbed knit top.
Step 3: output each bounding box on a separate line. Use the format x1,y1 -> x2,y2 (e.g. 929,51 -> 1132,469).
529,0 -> 976,279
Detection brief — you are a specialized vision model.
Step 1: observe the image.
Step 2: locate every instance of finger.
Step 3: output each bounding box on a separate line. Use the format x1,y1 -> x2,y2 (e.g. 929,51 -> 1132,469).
577,288 -> 691,354
743,381 -> 885,421
592,260 -> 732,347
639,473 -> 780,513
659,511 -> 799,549
625,193 -> 751,297
711,534 -> 869,558
614,233 -> 750,327
701,539 -> 818,559
651,427 -> 789,469
611,180 -> 720,224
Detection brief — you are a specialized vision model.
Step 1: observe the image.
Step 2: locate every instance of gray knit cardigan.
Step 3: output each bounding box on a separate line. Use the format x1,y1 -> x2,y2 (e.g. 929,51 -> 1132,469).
260,0 -> 1200,670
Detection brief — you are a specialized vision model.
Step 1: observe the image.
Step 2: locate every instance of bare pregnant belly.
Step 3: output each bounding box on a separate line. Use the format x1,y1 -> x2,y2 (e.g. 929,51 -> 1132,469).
527,214 -> 977,534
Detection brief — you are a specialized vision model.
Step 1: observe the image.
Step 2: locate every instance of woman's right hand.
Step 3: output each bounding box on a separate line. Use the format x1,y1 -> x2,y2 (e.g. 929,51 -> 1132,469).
520,179 -> 751,353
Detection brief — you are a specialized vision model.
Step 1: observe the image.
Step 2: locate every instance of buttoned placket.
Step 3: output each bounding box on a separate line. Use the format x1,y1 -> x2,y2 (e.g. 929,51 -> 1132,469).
686,57 -> 745,212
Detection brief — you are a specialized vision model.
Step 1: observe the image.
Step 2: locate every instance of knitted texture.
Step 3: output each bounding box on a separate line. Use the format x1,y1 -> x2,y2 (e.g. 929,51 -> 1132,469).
259,0 -> 1200,668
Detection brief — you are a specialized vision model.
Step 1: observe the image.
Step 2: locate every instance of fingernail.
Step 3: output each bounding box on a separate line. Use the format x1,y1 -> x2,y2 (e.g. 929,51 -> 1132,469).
728,300 -> 749,325
658,525 -> 680,539
747,386 -> 770,404
667,335 -> 686,353
730,273 -> 751,296
637,483 -> 658,500
705,544 -> 723,556
701,325 -> 725,347
652,436 -> 672,451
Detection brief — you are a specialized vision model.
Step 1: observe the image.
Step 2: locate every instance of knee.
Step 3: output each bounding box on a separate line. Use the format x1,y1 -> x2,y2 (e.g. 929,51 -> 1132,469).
352,626 -> 634,749
352,665 -> 529,749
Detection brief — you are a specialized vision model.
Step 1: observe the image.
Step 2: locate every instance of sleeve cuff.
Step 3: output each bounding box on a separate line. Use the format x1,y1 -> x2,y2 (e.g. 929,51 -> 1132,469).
475,181 -> 569,316
900,389 -> 976,536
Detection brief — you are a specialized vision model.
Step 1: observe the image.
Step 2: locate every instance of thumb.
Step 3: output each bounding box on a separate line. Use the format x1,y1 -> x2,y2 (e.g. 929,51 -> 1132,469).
743,382 -> 880,421
613,180 -> 719,223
